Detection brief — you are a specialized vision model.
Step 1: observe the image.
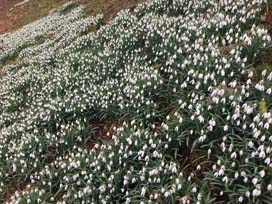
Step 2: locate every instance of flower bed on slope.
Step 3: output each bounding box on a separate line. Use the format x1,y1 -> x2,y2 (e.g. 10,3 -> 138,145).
0,0 -> 272,203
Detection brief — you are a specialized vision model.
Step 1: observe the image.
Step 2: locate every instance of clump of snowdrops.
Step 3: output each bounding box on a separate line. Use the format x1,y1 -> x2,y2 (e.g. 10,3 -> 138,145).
0,0 -> 272,203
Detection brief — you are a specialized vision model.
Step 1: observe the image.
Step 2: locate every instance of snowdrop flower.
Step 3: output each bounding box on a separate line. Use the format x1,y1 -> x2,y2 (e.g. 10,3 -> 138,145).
141,187 -> 146,197
259,170 -> 265,178
267,184 -> 272,191
252,189 -> 261,197
252,178 -> 258,185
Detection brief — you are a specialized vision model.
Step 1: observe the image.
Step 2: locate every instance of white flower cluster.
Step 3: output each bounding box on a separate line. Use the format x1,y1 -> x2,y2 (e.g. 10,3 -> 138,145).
0,0 -> 272,203
8,123 -> 188,204
0,2 -> 86,63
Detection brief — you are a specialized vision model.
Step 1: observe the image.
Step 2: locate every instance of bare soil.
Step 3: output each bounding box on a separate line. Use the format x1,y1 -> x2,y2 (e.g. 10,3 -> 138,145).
0,0 -> 144,35
0,0 -> 22,33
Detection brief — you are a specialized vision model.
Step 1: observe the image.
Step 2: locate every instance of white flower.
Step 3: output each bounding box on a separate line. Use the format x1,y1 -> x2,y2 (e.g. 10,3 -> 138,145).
252,178 -> 258,185
246,191 -> 250,197
267,184 -> 272,191
259,170 -> 265,178
252,189 -> 261,197
164,191 -> 170,198
255,83 -> 265,91
231,152 -> 237,159
99,185 -> 106,193
223,125 -> 228,131
222,176 -> 228,183
238,196 -> 243,202
141,187 -> 146,197
261,70 -> 267,77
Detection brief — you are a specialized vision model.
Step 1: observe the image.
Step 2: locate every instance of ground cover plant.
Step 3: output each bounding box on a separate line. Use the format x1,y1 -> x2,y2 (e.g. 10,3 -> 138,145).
0,0 -> 272,203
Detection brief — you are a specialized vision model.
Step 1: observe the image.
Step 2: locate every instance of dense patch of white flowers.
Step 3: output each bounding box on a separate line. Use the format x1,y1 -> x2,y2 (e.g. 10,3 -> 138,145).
1,0 -> 272,203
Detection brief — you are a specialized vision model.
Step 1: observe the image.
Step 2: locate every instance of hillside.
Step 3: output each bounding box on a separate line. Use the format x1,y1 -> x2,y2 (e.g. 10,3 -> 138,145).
0,0 -> 272,203
0,0 -> 143,34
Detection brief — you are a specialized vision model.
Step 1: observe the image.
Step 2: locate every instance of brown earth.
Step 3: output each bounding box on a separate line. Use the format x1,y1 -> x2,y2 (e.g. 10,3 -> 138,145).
0,0 -> 144,35
80,0 -> 144,22
0,0 -> 69,34
0,0 -> 21,33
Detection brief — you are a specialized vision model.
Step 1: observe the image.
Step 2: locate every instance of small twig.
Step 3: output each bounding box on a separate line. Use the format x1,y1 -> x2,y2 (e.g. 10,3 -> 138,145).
191,155 -> 206,165
181,155 -> 206,171
267,0 -> 271,17
180,156 -> 189,168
